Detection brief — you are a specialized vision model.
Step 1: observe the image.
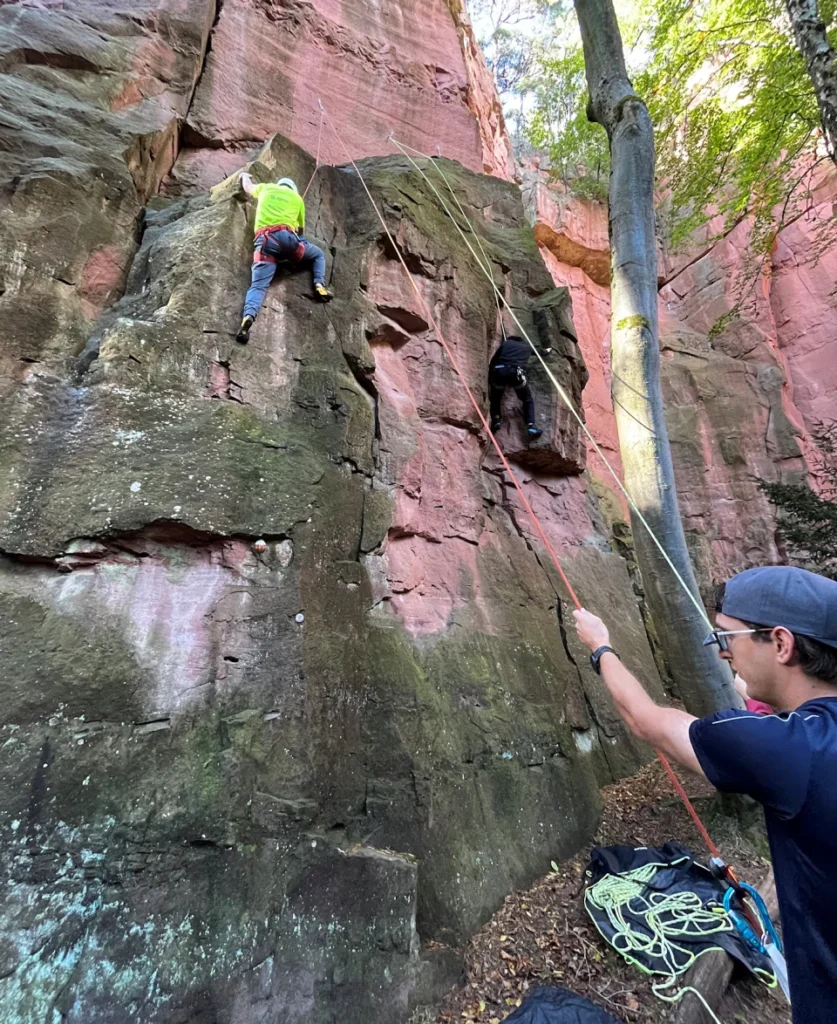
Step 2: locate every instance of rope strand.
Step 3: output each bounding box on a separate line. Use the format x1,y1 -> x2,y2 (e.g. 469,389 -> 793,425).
314,107 -> 729,885
321,109 -> 583,608
387,135 -> 713,631
302,100 -> 325,199
383,138 -> 753,880
586,864 -> 733,1024
319,113 -> 720,865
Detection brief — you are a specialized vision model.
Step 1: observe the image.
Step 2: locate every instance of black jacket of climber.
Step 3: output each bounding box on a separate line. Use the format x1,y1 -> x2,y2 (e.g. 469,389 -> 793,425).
489,335 -> 531,371
488,335 -> 541,436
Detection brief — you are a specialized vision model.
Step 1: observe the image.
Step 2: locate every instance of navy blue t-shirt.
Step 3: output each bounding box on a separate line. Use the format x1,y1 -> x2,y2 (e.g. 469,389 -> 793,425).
690,698 -> 837,1023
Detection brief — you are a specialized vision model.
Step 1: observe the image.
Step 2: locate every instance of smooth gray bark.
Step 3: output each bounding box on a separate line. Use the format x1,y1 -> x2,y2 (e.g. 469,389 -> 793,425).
784,0 -> 837,165
573,0 -> 737,716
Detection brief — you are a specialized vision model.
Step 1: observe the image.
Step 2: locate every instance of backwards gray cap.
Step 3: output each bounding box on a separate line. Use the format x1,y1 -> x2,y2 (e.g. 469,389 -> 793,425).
723,566 -> 837,649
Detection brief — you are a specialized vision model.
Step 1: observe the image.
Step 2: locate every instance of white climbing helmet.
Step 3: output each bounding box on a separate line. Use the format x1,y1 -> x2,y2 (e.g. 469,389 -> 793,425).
276,177 -> 298,192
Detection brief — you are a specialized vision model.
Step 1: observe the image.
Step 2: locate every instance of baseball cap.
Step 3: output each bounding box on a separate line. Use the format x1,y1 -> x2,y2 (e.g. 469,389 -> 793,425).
722,566 -> 837,649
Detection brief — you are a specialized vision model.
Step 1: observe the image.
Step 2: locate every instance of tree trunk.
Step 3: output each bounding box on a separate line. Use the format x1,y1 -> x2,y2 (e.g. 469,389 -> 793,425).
573,0 -> 737,716
784,0 -> 837,165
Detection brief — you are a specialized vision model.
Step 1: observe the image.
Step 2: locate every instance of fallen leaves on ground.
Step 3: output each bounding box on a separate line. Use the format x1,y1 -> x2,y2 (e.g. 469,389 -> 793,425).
434,761 -> 791,1024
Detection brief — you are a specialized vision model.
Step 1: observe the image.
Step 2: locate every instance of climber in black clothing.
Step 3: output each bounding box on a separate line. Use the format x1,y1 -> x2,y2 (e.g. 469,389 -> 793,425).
489,335 -> 543,439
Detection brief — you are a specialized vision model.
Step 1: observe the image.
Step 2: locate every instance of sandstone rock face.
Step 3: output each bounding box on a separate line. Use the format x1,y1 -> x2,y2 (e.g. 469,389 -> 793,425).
525,167 -> 837,587
0,0 -> 216,385
165,0 -> 515,196
0,9 -> 656,1022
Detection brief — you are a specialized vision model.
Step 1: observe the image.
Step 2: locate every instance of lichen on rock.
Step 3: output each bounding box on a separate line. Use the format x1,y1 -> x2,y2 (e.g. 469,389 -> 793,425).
0,6 -> 663,1022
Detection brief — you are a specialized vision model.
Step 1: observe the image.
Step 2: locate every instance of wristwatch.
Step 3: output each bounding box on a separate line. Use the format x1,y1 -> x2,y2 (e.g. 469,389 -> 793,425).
590,645 -> 620,675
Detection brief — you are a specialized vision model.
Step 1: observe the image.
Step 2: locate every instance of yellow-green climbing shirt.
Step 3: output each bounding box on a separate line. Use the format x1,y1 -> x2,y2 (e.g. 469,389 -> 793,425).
252,184 -> 305,233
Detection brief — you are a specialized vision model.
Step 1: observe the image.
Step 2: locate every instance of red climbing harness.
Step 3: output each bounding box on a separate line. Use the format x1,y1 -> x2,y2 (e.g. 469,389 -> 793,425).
254,224 -> 306,264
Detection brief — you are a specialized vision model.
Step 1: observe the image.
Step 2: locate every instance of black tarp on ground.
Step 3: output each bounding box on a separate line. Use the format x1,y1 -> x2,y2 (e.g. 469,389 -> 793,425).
500,986 -> 623,1023
585,843 -> 773,978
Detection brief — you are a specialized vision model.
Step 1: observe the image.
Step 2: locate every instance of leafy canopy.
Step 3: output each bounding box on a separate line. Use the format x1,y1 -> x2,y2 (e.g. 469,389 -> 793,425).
637,0 -> 832,249
470,0 -> 835,246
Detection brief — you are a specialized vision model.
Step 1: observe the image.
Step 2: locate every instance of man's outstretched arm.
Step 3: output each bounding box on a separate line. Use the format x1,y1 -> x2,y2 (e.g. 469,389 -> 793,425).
240,172 -> 257,197
573,608 -> 705,777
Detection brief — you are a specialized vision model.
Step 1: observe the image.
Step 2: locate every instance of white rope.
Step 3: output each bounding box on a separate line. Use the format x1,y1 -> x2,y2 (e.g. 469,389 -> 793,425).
388,135 -> 713,629
429,143 -> 507,340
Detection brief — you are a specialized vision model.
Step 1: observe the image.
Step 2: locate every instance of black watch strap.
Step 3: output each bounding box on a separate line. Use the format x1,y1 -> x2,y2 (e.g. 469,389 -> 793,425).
590,645 -> 619,675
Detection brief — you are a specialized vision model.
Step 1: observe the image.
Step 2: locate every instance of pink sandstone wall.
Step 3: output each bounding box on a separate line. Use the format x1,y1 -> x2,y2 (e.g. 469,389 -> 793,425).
524,164 -> 837,584
165,0 -> 515,195
0,0 -> 661,1003
523,175 -> 624,504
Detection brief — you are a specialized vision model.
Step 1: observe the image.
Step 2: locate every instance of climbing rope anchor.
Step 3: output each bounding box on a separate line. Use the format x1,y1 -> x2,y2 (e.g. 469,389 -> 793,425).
301,99 -> 325,199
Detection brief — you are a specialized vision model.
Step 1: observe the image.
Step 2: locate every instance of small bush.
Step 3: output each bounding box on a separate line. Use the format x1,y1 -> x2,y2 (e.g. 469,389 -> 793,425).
760,423 -> 837,579
407,1008 -> 436,1024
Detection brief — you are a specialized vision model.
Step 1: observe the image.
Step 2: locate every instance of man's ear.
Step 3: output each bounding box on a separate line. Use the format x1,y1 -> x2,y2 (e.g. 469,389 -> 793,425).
773,626 -> 796,665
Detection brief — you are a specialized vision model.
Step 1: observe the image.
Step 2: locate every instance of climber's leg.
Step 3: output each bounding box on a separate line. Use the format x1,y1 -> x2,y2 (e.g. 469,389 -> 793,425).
489,375 -> 506,433
514,378 -> 535,425
299,240 -> 332,301
243,261 -> 277,320
241,260 -> 276,315
238,258 -> 277,342
514,377 -> 541,439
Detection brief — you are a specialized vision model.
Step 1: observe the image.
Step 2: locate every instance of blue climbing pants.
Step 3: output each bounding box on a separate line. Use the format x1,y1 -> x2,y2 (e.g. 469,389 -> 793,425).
242,239 -> 327,319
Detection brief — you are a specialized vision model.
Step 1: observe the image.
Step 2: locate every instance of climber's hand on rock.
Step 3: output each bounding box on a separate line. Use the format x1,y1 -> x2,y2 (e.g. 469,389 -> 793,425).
573,608 -> 610,652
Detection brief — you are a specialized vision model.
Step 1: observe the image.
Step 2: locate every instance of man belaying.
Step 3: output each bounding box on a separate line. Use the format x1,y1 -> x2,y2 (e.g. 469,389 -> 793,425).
573,565 -> 837,1023
236,173 -> 332,344
488,334 -> 542,439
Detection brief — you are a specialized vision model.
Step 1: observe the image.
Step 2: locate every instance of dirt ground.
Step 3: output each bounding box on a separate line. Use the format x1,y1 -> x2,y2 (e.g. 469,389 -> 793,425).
429,761 -> 792,1024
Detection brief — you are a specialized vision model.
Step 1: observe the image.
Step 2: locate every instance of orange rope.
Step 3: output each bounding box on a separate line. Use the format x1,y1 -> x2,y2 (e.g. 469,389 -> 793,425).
320,107 -> 726,871
656,751 -> 720,859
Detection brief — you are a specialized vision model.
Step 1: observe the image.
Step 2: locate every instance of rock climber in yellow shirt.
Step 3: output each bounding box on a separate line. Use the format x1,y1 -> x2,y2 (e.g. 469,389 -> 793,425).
236,174 -> 331,343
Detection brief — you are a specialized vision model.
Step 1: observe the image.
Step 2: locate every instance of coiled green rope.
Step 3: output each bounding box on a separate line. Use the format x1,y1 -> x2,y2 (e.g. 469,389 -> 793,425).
585,864 -> 775,1023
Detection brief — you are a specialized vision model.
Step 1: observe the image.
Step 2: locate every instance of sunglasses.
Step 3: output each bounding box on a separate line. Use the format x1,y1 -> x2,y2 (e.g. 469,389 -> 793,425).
702,628 -> 774,652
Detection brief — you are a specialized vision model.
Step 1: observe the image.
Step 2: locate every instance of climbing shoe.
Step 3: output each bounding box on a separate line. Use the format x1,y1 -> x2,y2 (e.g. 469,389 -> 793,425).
236,315 -> 254,344
490,417 -> 502,433
313,283 -> 332,302
527,424 -> 543,440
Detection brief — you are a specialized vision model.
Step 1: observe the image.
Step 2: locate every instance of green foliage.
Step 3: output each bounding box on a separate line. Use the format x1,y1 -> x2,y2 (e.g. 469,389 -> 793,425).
471,0 -> 610,196
471,0 -> 578,146
638,0 -> 830,255
526,47 -> 610,198
472,0 -> 835,252
759,480 -> 837,577
760,425 -> 837,578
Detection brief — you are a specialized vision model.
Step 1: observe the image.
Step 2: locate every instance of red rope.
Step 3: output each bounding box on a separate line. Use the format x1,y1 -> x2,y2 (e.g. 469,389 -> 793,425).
321,108 -> 725,867
656,751 -> 720,858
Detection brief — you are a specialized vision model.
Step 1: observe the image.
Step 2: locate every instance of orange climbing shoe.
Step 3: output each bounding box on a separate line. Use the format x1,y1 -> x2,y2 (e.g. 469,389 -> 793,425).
313,283 -> 332,302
